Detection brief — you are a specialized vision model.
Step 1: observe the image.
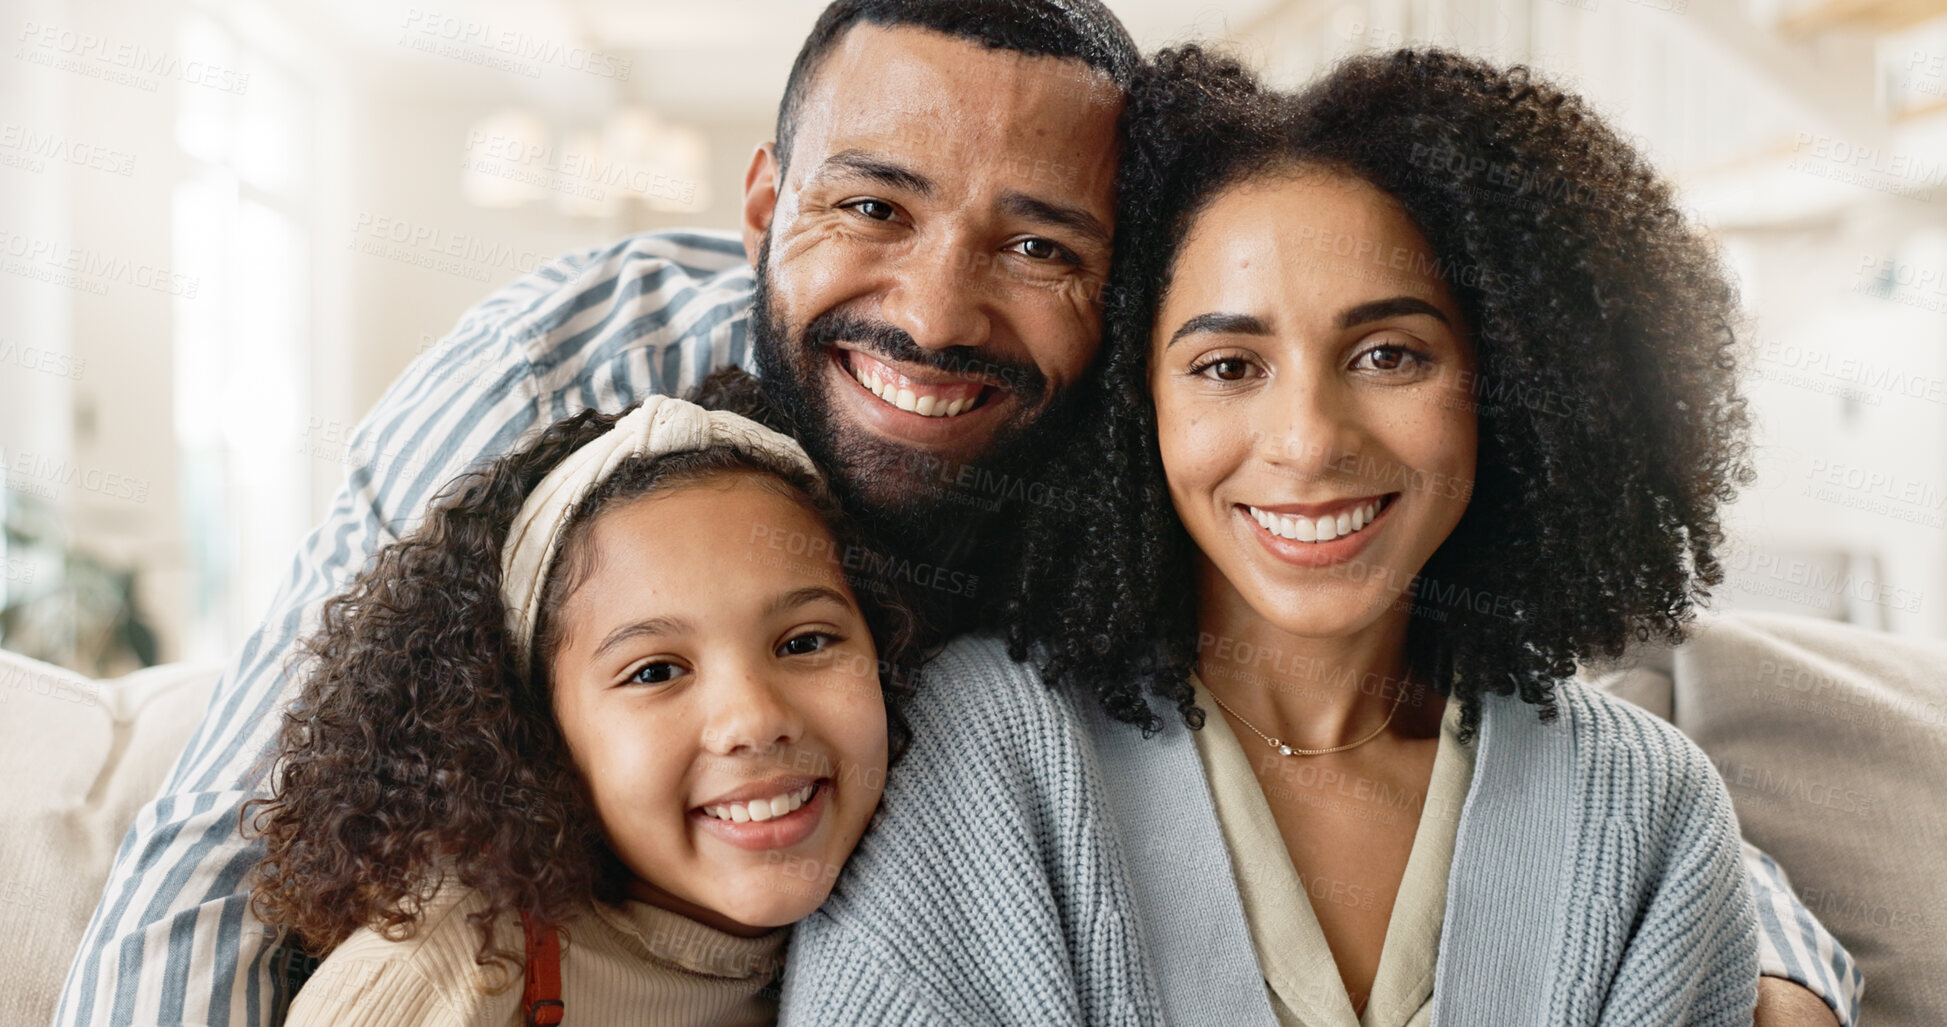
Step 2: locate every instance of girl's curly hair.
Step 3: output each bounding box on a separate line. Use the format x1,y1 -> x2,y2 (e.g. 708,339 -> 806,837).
242,367 -> 916,981
1003,46 -> 1752,737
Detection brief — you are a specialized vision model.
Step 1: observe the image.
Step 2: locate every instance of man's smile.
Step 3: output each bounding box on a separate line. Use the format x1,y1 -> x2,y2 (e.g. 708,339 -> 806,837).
841,350 -> 993,418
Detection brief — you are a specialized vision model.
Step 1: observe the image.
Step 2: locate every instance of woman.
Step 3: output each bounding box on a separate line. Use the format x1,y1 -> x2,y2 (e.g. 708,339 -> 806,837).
779,48 -> 1761,1026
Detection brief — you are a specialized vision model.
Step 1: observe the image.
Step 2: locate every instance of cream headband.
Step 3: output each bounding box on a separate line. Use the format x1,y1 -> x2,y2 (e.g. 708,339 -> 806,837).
499,395 -> 821,675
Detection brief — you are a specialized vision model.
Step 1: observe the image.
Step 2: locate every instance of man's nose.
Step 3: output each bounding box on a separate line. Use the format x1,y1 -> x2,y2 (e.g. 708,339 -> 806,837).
879,235 -> 994,353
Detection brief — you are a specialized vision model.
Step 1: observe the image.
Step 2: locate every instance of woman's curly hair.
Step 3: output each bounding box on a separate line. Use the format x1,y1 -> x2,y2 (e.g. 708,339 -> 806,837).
1002,46 -> 1753,737
242,367 -> 917,981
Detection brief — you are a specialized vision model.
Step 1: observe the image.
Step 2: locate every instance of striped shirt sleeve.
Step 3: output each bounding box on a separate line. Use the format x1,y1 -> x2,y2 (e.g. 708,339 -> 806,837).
51,229 -> 756,1027
1744,840 -> 1866,1026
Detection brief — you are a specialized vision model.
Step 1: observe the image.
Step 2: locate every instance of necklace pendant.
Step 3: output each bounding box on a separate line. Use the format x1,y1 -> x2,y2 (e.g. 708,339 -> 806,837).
1276,742 -> 1294,756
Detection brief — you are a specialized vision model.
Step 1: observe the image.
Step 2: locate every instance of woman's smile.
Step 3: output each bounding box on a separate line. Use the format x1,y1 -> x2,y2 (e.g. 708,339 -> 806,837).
1237,493 -> 1400,568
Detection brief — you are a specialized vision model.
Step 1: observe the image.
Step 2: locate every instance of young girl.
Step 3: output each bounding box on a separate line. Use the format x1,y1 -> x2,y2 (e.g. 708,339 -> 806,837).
244,370 -> 913,1027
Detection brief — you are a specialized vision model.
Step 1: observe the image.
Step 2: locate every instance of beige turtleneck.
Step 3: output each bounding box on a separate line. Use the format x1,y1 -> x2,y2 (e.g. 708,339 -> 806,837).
284,881 -> 789,1027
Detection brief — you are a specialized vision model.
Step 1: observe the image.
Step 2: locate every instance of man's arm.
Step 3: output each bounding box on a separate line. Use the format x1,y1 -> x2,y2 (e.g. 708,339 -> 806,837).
51,230 -> 753,1027
1746,842 -> 1863,1027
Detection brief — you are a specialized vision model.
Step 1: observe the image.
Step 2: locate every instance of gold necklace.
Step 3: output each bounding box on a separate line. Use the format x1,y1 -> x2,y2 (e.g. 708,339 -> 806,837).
1205,680 -> 1409,757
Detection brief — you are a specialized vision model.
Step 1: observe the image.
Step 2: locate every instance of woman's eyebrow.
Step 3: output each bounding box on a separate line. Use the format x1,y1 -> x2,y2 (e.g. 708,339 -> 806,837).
1166,312 -> 1271,349
1338,296 -> 1448,328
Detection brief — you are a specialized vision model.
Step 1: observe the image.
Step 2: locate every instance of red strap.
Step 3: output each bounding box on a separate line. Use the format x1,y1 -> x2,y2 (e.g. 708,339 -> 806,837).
520,911 -> 564,1027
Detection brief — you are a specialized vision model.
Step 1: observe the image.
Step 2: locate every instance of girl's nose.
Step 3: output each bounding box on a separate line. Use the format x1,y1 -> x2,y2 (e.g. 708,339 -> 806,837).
699,663 -> 807,758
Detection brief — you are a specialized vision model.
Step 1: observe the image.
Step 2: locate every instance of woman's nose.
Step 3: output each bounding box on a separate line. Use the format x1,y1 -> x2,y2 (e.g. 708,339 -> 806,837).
1254,369 -> 1359,475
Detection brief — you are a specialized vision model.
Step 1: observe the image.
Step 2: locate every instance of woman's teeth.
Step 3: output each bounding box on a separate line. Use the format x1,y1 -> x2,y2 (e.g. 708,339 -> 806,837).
703,784 -> 817,824
850,363 -> 978,418
1249,498 -> 1385,543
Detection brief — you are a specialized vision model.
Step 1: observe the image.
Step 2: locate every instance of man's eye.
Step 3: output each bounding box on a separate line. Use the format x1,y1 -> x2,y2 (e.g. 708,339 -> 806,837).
1011,237 -> 1069,261
847,200 -> 896,221
779,632 -> 837,657
629,661 -> 688,686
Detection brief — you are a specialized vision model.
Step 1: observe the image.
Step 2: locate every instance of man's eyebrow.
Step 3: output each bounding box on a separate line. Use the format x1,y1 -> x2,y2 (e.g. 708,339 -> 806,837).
1339,296 -> 1449,329
765,585 -> 854,618
999,190 -> 1111,249
813,149 -> 934,197
592,616 -> 690,659
1167,312 -> 1272,349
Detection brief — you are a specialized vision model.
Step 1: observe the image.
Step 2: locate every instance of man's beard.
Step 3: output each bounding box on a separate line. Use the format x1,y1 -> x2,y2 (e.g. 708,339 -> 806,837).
747,246 -> 1079,543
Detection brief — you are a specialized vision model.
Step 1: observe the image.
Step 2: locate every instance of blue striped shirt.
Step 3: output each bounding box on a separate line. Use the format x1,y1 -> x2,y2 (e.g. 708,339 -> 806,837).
52,228 -> 1862,1027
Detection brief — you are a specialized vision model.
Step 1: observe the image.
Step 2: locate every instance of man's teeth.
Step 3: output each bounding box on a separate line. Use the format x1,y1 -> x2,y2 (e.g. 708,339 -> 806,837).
849,363 -> 976,417
1248,499 -> 1385,543
703,783 -> 817,823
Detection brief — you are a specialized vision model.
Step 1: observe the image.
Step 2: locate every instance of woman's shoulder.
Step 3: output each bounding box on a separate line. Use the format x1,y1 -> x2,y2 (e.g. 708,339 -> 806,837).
903,634 -> 1090,752
1501,680 -> 1736,832
285,884 -> 523,1027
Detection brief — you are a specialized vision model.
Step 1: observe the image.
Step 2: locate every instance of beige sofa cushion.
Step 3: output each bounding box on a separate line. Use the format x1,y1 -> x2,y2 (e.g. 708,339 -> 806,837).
0,649 -> 221,1027
1589,612 -> 1947,1027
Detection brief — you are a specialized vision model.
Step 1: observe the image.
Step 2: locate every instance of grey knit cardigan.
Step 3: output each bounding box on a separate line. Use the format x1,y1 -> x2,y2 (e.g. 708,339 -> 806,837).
779,635 -> 1759,1026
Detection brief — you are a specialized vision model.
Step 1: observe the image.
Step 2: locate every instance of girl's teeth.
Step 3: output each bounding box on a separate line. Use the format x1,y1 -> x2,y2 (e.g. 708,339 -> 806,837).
1249,499 -> 1384,544
705,784 -> 818,823
850,362 -> 977,418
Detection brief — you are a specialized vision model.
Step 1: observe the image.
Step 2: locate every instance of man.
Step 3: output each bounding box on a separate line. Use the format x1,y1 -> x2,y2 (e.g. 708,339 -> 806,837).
54,1 -> 1858,1024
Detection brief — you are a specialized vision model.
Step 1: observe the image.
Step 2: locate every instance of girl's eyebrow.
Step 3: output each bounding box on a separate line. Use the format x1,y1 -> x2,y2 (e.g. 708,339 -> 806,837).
592,616 -> 689,658
766,585 -> 854,617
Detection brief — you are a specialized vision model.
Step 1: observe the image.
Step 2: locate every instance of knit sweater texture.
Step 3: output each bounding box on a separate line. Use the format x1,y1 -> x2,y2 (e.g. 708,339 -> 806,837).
778,635 -> 1759,1026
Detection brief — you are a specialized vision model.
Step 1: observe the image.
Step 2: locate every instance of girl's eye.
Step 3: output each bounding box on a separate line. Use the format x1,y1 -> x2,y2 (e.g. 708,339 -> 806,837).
1191,356 -> 1257,382
629,661 -> 688,686
846,199 -> 896,221
1009,237 -> 1074,263
779,631 -> 838,657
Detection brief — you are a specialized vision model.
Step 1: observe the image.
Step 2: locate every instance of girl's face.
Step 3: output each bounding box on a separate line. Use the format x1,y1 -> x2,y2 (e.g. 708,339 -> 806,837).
548,472 -> 889,936
1150,169 -> 1478,644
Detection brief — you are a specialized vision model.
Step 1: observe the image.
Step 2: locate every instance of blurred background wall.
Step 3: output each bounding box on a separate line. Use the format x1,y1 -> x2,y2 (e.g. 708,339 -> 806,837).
2,0 -> 1944,673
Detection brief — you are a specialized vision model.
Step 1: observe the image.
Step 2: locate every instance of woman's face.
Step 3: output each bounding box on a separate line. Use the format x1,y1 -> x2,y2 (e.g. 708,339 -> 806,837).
548,472 -> 888,935
1150,169 -> 1478,643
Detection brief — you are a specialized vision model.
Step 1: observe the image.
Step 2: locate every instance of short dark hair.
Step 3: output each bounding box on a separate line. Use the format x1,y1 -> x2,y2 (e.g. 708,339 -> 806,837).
774,0 -> 1139,171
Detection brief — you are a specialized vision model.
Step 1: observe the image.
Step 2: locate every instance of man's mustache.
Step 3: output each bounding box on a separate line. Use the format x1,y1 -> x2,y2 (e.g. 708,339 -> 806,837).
803,311 -> 1047,405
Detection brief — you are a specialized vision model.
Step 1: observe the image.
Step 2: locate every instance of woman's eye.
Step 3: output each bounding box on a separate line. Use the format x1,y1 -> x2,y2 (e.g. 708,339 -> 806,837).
1358,346 -> 1412,371
846,199 -> 896,221
779,632 -> 837,657
1194,357 -> 1256,382
629,661 -> 688,686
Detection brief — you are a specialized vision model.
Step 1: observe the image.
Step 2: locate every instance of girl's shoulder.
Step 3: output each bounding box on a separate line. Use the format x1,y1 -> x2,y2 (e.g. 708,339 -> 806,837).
284,884 -> 524,1027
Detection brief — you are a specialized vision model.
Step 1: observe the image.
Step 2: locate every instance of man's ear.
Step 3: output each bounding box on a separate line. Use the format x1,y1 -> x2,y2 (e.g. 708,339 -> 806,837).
743,142 -> 780,266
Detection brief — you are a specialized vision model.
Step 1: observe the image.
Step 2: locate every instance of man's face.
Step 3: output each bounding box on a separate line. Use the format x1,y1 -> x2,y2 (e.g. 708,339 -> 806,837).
744,24 -> 1122,520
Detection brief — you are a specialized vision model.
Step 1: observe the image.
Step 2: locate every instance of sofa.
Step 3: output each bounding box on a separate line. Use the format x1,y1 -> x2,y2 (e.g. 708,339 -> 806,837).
2,610 -> 1943,1026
